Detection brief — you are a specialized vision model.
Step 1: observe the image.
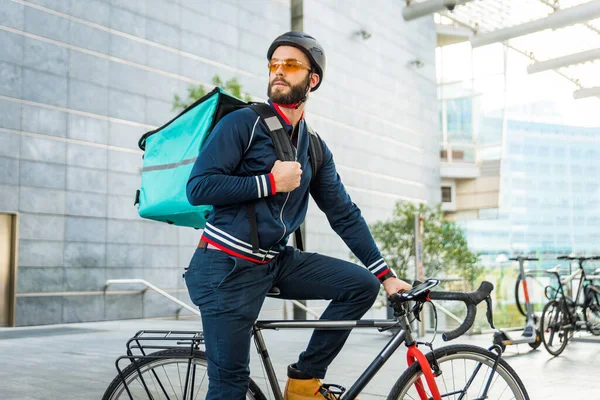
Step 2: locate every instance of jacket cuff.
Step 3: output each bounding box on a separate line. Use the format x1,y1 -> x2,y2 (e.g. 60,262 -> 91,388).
367,258 -> 396,282
377,269 -> 397,283
255,174 -> 276,198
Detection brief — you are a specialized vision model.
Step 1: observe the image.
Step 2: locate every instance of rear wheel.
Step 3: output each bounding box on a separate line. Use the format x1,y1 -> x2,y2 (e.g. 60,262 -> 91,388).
541,300 -> 569,356
584,290 -> 600,336
387,344 -> 529,400
102,349 -> 267,400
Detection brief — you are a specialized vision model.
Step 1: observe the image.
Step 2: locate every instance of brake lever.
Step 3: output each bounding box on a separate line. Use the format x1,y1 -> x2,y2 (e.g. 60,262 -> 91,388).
412,301 -> 423,322
485,296 -> 495,329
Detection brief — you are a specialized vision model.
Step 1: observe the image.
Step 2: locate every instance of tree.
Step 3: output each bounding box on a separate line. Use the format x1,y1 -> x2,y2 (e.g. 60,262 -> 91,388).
366,201 -> 482,290
172,75 -> 253,112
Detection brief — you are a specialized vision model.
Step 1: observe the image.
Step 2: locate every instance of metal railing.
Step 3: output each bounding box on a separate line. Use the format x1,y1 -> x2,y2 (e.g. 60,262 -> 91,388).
105,279 -> 200,318
104,279 -> 321,320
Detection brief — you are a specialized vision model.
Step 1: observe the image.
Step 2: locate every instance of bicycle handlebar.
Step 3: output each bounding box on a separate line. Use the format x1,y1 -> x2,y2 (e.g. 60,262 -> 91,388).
509,257 -> 539,261
557,255 -> 599,261
429,281 -> 494,341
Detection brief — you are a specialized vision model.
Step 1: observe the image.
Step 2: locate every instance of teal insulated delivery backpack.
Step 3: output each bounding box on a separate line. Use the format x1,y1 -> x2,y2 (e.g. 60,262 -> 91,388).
135,87 -> 247,228
135,87 -> 323,231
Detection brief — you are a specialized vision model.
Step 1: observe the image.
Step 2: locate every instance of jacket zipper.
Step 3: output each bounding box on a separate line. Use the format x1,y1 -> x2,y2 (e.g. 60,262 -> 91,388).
274,121 -> 302,246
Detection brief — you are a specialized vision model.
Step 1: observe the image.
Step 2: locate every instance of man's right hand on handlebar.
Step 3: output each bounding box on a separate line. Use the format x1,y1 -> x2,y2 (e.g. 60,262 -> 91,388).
383,277 -> 412,297
271,160 -> 302,192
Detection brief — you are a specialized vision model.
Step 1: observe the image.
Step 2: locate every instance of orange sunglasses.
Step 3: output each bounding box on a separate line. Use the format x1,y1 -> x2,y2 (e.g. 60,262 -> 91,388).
268,59 -> 311,74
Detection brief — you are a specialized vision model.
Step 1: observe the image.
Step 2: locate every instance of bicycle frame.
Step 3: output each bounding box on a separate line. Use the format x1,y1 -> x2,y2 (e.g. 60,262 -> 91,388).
559,268 -> 584,303
253,315 -> 498,400
550,260 -> 600,328
254,318 -> 411,400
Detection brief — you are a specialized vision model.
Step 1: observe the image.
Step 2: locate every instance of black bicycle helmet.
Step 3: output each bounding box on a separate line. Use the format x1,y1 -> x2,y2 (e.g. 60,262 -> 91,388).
267,31 -> 326,91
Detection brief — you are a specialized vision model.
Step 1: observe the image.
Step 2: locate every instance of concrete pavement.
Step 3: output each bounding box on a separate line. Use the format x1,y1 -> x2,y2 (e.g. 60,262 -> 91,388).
0,318 -> 599,399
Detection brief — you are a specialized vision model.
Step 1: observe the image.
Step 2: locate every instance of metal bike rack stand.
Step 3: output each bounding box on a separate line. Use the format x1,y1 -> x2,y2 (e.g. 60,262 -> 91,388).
105,279 -> 321,319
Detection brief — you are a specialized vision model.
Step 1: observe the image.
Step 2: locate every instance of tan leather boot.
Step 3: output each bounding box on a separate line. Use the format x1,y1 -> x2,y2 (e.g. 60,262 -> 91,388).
283,376 -> 325,400
283,364 -> 357,400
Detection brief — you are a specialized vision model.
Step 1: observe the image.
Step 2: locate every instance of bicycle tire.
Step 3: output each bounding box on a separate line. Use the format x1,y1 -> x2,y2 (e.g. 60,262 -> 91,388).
387,344 -> 529,400
102,349 -> 267,400
540,300 -> 569,356
584,289 -> 600,336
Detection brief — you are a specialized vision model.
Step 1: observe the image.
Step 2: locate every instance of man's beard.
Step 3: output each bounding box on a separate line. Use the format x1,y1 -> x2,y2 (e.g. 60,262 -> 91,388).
268,74 -> 310,105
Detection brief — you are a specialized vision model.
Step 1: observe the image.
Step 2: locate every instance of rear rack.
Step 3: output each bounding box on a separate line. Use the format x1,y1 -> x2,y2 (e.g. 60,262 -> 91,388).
114,330 -> 206,400
125,330 -> 205,355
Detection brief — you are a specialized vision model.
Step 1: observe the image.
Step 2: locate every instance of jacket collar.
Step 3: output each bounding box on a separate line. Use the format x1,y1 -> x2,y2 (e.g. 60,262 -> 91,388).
268,100 -> 304,128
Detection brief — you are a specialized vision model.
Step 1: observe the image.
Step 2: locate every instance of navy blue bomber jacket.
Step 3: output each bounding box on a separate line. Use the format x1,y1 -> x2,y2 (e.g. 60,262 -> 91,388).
186,102 -> 395,282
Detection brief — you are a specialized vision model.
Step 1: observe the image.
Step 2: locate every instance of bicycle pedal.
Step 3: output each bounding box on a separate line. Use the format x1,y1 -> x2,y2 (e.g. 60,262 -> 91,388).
318,383 -> 346,399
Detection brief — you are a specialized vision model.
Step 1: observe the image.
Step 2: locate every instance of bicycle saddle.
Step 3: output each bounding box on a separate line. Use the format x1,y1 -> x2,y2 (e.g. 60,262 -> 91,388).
267,286 -> 281,297
547,265 -> 561,274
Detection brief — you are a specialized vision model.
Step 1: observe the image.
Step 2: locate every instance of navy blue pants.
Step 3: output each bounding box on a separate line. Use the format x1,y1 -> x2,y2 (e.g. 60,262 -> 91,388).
184,246 -> 380,400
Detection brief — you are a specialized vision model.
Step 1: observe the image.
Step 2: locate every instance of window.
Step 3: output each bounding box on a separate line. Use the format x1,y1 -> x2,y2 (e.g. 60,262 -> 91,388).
441,186 -> 452,203
446,98 -> 473,142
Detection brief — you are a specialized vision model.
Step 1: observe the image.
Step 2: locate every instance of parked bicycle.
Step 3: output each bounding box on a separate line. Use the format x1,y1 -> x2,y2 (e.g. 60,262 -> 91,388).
102,279 -> 529,400
540,255 -> 600,356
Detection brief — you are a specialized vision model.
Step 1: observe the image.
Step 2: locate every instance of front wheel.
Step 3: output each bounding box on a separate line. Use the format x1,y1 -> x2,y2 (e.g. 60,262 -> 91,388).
541,300 -> 569,356
387,344 -> 529,400
102,349 -> 267,400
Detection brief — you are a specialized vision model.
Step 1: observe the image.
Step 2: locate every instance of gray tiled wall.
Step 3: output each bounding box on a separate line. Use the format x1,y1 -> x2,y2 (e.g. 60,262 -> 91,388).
0,0 -> 439,326
303,0 -> 440,267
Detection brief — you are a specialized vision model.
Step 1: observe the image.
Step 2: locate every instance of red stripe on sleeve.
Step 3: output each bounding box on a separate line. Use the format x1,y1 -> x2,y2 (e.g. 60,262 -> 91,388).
268,173 -> 276,195
376,268 -> 390,279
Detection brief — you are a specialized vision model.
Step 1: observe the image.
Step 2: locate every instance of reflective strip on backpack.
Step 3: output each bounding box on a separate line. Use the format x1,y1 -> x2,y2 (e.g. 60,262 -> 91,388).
141,157 -> 197,172
263,115 -> 283,131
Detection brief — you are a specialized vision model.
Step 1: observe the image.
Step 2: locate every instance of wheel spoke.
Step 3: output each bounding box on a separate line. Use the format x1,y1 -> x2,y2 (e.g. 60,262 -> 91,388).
498,377 -> 510,398
464,359 -> 468,400
149,369 -> 161,398
193,363 -> 208,399
451,359 -> 456,400
162,365 -> 180,400
487,369 -> 501,393
133,377 -> 146,399
177,363 -> 184,398
441,369 -> 450,397
476,365 -> 489,396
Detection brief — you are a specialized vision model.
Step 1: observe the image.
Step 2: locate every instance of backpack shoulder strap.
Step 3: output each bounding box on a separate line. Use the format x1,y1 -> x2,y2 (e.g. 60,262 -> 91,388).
294,124 -> 324,253
248,103 -> 295,162
306,123 -> 324,178
245,103 -> 298,254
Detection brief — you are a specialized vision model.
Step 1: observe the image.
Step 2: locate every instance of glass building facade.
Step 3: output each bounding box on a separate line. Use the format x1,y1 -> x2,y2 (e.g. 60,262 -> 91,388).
437,41 -> 600,265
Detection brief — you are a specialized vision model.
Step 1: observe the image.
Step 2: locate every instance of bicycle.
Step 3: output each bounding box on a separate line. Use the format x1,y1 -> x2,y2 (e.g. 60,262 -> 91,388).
102,279 -> 530,400
540,255 -> 600,356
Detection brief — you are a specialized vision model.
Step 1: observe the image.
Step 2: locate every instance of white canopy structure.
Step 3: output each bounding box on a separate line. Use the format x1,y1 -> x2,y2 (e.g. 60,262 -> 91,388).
404,0 -> 600,99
